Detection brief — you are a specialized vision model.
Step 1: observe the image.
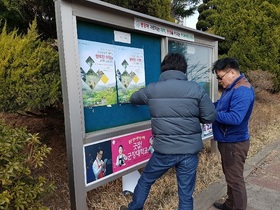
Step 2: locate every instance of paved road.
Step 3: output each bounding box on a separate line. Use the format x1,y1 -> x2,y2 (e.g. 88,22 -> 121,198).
194,140 -> 280,210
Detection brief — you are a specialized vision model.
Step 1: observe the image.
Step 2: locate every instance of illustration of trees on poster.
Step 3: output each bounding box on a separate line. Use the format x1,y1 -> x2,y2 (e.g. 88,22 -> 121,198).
78,40 -> 117,107
115,46 -> 145,103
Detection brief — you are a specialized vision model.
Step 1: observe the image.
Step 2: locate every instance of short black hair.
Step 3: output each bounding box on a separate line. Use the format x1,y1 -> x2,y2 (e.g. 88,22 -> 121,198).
211,57 -> 240,74
161,53 -> 188,73
97,147 -> 103,153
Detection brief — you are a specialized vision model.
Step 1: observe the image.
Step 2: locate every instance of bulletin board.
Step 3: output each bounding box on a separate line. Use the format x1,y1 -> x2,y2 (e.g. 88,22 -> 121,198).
77,21 -> 161,133
55,0 -> 224,209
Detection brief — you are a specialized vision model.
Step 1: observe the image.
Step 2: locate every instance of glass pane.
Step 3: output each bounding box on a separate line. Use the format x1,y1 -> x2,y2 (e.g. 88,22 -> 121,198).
168,40 -> 212,96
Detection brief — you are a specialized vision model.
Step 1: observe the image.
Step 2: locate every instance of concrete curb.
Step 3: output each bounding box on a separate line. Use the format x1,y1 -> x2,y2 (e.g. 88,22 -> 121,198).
194,140 -> 280,210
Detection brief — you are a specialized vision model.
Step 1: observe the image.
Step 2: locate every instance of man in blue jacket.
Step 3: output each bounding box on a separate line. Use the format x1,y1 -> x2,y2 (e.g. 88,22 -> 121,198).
120,53 -> 217,210
211,58 -> 255,210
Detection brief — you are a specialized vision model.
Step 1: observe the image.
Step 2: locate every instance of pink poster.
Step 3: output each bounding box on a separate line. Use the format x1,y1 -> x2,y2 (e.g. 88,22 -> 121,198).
111,129 -> 153,173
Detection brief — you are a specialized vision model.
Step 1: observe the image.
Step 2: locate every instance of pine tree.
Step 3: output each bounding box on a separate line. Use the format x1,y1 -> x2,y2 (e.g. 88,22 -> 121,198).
200,0 -> 280,91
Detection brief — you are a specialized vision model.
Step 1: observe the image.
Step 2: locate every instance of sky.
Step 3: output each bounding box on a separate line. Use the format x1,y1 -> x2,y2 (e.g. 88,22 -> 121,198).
185,11 -> 199,29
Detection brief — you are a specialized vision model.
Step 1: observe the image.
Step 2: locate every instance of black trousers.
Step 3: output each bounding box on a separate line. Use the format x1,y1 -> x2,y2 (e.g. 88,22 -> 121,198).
218,140 -> 250,210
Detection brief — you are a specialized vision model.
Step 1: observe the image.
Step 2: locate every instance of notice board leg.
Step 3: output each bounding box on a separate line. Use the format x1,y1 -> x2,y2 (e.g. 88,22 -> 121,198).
211,139 -> 218,153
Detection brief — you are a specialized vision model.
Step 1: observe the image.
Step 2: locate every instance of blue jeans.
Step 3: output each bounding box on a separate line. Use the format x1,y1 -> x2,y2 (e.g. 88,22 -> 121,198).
128,152 -> 198,210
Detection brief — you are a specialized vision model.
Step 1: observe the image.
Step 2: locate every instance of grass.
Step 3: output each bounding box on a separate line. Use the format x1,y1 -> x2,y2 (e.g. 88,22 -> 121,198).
85,91 -> 280,210
1,90 -> 279,210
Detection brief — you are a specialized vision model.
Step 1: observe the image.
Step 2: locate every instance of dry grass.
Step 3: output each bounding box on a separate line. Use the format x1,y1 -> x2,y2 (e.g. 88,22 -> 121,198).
85,148 -> 222,210
85,91 -> 280,210
248,92 -> 280,157
1,91 -> 280,210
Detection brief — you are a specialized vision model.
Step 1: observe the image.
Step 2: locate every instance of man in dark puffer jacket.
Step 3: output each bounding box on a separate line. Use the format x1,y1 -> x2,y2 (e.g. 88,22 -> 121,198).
120,53 -> 217,210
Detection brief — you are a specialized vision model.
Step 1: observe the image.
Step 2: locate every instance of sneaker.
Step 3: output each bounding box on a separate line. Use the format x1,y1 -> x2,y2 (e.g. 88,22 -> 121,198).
122,190 -> 132,196
213,201 -> 231,210
119,205 -> 128,210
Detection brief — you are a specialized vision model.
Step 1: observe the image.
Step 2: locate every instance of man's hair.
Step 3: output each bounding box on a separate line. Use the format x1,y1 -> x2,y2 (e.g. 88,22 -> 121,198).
161,53 -> 188,73
97,147 -> 103,153
211,57 -> 240,74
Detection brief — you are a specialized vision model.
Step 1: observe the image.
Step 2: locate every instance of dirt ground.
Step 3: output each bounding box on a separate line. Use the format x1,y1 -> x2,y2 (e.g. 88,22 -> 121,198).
0,109 -> 71,209
1,91 -> 280,209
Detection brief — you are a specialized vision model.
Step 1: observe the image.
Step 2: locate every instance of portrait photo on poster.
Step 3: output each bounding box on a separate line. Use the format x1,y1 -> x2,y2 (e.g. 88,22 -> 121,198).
111,129 -> 153,173
83,129 -> 153,186
84,139 -> 113,185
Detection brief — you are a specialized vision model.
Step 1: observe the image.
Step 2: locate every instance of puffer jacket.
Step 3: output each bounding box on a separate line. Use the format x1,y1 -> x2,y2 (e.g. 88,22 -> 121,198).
212,74 -> 255,143
130,70 -> 217,154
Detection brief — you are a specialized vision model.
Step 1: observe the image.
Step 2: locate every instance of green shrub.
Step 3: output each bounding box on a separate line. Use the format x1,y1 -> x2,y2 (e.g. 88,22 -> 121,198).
0,121 -> 55,209
0,20 -> 61,112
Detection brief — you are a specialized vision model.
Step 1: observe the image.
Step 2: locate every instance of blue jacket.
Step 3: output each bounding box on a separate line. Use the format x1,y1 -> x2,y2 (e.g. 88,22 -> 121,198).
213,74 -> 255,143
130,70 -> 217,155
